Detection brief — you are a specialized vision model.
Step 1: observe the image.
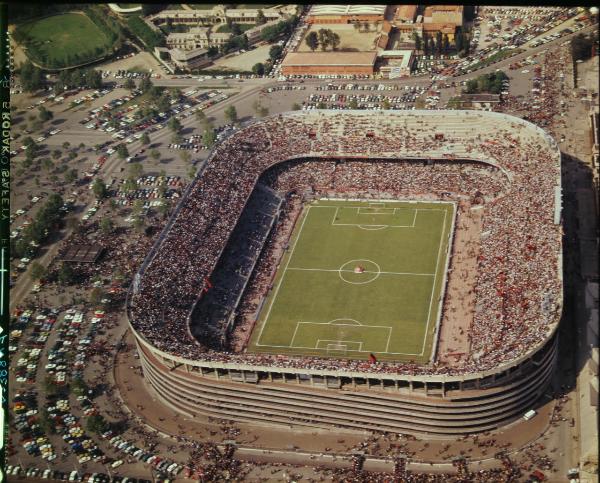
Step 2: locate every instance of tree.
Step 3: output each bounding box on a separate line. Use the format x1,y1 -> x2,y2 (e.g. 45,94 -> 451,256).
318,28 -> 330,51
252,62 -> 265,76
291,102 -> 301,111
89,287 -> 104,307
305,31 -> 319,52
150,149 -> 160,161
195,109 -> 207,125
171,132 -> 183,144
57,263 -> 75,285
41,158 -> 54,171
52,149 -> 62,160
124,77 -> 136,90
87,70 -> 103,89
116,144 -> 129,160
257,106 -> 269,118
455,28 -> 463,52
179,150 -> 191,164
203,128 -> 217,148
128,162 -> 143,179
224,105 -> 238,124
158,199 -> 170,218
139,76 -> 153,93
382,98 -> 391,110
348,99 -> 358,109
168,116 -> 182,133
86,414 -> 108,434
269,45 -> 283,62
414,32 -> 421,50
64,169 -> 78,184
92,178 -> 108,199
231,23 -> 242,36
443,34 -> 450,55
187,165 -> 196,180
132,199 -> 145,216
423,34 -> 429,56
20,61 -> 44,92
72,377 -> 89,397
62,141 -> 71,150
30,261 -> 47,281
100,217 -> 114,235
256,9 -> 266,25
330,32 -> 341,50
140,132 -> 150,145
132,216 -> 145,232
38,106 -> 53,122
436,31 -> 443,56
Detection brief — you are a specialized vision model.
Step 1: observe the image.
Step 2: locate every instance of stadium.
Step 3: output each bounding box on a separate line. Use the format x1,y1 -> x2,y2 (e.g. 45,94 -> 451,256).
127,109 -> 563,436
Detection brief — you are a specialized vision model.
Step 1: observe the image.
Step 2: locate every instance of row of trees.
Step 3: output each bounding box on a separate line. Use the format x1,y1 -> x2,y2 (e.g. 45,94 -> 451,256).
19,61 -> 44,92
260,15 -> 297,43
127,15 -> 166,50
413,28 -> 471,58
11,193 -> 65,260
220,33 -> 249,55
251,44 -> 284,76
84,4 -> 126,49
53,67 -> 103,93
463,71 -> 508,95
305,29 -> 340,52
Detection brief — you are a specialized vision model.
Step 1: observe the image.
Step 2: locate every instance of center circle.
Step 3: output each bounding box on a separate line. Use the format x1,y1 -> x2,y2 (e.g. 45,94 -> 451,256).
338,259 -> 381,285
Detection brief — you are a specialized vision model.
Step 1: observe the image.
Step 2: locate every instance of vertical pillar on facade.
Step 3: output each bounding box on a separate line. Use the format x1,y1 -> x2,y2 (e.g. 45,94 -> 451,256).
394,380 -> 399,390
352,378 -> 357,389
409,380 -> 414,392
242,371 -> 246,382
366,378 -> 370,389
185,364 -> 190,373
459,380 -> 463,391
296,374 -> 300,384
282,373 -> 286,383
310,375 -> 315,386
215,369 -> 220,380
268,372 -> 273,382
380,379 -> 384,389
424,382 -> 429,395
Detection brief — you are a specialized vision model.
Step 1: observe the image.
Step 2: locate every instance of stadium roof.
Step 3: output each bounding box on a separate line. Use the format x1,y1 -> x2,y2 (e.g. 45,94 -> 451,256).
281,51 -> 378,67
309,5 -> 387,17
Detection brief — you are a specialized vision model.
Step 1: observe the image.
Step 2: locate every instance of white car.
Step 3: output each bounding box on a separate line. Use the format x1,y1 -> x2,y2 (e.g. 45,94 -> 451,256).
111,459 -> 124,468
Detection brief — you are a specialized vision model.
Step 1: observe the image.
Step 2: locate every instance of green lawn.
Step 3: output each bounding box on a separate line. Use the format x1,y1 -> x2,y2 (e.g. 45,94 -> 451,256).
248,199 -> 455,363
15,13 -> 113,68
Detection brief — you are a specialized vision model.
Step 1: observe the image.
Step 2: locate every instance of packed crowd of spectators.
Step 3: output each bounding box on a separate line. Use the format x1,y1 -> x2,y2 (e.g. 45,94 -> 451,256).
128,107 -> 562,377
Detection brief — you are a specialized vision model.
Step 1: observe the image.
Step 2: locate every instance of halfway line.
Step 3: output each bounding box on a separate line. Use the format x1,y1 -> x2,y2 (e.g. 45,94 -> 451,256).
287,267 -> 435,276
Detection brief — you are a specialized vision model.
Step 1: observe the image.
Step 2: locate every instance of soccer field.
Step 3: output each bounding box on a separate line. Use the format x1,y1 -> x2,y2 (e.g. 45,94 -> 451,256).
248,199 -> 456,363
15,13 -> 113,69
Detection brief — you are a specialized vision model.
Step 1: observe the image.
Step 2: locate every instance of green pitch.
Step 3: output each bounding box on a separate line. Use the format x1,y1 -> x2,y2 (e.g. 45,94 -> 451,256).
247,199 -> 455,364
15,13 -> 113,69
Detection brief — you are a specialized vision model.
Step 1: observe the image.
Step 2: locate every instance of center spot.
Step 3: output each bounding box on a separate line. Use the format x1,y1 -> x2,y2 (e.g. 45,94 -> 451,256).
338,259 -> 381,285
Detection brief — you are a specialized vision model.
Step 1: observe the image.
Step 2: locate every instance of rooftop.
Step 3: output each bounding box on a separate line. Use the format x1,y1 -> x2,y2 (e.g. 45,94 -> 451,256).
309,5 -> 387,17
